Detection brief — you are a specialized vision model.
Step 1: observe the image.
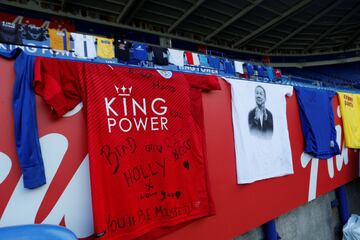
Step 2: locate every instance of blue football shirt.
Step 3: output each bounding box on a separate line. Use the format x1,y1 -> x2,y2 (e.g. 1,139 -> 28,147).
224,59 -> 235,75
132,43 -> 148,61
208,56 -> 220,69
295,87 -> 340,159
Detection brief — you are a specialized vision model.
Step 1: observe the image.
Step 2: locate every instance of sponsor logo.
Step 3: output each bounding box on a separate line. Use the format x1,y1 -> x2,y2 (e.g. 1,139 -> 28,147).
156,70 -> 173,79
105,86 -> 168,133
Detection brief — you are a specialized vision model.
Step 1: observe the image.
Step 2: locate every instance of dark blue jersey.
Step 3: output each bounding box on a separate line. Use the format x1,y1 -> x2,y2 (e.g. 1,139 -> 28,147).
295,86 -> 340,159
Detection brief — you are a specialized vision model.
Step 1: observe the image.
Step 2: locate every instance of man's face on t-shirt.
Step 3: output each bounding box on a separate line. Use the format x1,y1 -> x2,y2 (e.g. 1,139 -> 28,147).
255,86 -> 266,106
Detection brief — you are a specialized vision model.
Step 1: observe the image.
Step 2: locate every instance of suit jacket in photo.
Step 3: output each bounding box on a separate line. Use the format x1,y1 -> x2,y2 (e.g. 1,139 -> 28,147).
248,107 -> 273,135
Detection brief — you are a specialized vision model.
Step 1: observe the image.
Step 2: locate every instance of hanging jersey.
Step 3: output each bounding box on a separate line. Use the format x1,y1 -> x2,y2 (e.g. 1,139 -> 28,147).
185,51 -> 194,65
115,39 -> 132,63
151,46 -> 169,66
48,29 -> 70,51
96,37 -> 115,59
224,59 -> 235,75
34,57 -> 220,240
168,48 -> 184,67
192,53 -> 200,66
161,48 -> 169,65
22,24 -> 47,42
224,78 -> 294,184
70,33 -> 96,59
0,21 -> 23,45
295,87 -> 340,158
208,56 -> 220,69
131,43 -> 148,61
234,61 -> 244,74
244,63 -> 255,75
198,54 -> 209,67
337,92 -> 360,148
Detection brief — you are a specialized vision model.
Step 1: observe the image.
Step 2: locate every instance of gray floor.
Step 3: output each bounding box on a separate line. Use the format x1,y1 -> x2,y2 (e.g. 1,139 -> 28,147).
234,178 -> 360,240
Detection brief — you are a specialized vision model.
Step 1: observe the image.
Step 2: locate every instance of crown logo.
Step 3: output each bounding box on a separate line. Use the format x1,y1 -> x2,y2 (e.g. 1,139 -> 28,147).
115,85 -> 132,97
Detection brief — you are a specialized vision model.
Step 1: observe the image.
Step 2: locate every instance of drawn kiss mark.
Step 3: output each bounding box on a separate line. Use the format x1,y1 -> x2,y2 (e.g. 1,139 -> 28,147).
176,191 -> 181,199
183,160 -> 190,170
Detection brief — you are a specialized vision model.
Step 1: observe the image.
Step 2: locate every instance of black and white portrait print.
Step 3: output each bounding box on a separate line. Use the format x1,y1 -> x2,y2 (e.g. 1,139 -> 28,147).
248,85 -> 273,137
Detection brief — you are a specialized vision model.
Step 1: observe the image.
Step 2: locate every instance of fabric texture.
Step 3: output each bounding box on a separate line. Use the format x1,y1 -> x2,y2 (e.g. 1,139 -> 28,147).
168,49 -> 184,67
198,54 -> 209,67
234,61 -> 244,74
0,21 -> 23,45
151,46 -> 169,65
244,63 -> 254,75
185,51 -> 194,65
0,48 -> 45,189
208,56 -> 220,69
192,53 -> 200,66
295,87 -> 340,158
22,24 -> 47,41
224,78 -> 294,184
343,214 -> 360,240
48,29 -> 70,51
34,57 -> 220,240
132,43 -> 148,61
114,39 -> 132,63
96,36 -> 115,59
337,92 -> 360,148
70,33 -> 96,59
224,59 -> 235,75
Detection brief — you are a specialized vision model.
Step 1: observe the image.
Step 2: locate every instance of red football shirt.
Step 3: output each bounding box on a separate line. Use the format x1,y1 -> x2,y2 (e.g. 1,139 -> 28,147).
34,57 -> 220,240
185,52 -> 194,65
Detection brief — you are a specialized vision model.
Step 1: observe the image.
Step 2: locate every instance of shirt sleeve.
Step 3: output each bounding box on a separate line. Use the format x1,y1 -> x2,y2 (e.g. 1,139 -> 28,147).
11,51 -> 46,189
184,73 -> 221,91
221,76 -> 235,85
33,57 -> 82,118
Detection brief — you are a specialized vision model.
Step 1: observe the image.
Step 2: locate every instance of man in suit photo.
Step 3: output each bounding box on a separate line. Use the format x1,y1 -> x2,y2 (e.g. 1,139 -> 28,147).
248,85 -> 273,137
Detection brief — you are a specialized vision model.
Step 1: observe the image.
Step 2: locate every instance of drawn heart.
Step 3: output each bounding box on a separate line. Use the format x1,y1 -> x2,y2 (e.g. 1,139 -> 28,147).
183,160 -> 190,170
175,191 -> 181,199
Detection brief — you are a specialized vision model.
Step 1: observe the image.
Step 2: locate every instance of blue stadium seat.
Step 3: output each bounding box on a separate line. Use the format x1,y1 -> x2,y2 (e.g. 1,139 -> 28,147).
281,61 -> 360,88
0,224 -> 77,240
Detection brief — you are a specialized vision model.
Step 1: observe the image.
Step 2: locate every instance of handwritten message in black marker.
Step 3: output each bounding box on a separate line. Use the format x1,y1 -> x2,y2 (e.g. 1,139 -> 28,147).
106,202 -> 193,233
95,71 -> 215,239
123,158 -> 166,187
153,79 -> 176,93
145,143 -> 163,153
100,137 -> 136,174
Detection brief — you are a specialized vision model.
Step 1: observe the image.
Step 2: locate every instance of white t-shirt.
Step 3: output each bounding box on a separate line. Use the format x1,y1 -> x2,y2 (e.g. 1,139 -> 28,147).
224,78 -> 294,184
71,33 -> 96,59
168,49 -> 184,66
192,53 -> 200,66
234,61 -> 244,73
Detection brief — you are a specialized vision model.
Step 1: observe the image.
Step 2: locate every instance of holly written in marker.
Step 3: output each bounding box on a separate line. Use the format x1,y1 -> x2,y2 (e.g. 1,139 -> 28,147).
122,159 -> 166,187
